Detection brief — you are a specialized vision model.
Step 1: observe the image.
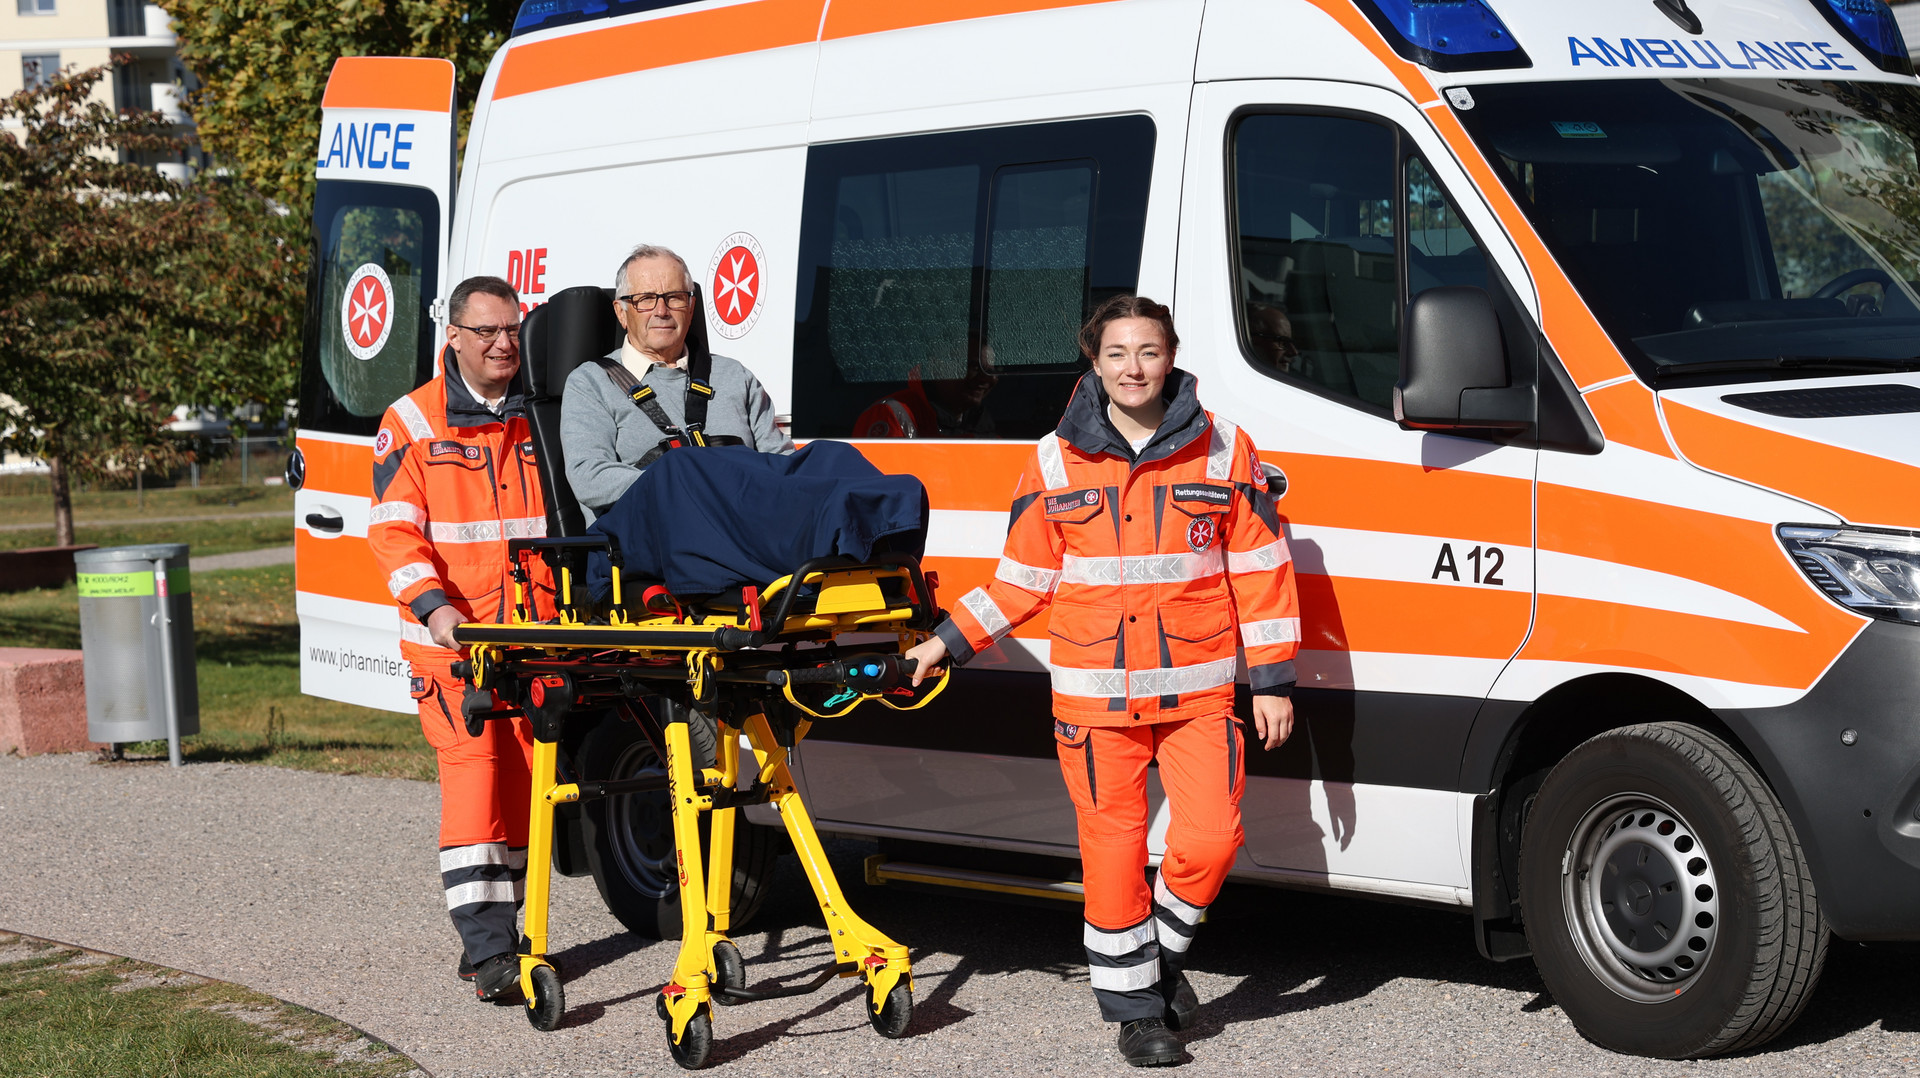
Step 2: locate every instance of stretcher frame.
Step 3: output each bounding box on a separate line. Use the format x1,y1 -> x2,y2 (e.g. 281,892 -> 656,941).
449,536 -> 946,1068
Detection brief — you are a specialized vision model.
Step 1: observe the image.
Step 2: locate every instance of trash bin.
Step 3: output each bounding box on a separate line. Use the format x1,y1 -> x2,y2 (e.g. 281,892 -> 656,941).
76,544 -> 199,746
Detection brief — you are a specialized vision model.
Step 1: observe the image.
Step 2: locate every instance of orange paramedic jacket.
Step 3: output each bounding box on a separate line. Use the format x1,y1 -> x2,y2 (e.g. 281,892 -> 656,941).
935,369 -> 1299,727
370,352 -> 553,663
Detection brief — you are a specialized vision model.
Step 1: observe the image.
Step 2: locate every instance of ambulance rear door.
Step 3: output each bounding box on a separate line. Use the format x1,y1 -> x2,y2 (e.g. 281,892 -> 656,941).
1178,76 -> 1545,903
293,57 -> 457,711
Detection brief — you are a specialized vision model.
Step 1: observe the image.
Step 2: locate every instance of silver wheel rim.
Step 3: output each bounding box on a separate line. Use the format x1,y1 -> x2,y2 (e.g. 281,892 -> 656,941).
1561,792 -> 1721,1003
607,740 -> 674,899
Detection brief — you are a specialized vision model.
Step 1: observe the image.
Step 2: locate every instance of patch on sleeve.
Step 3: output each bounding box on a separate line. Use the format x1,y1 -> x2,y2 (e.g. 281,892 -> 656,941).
1043,488 -> 1104,524
374,428 -> 394,457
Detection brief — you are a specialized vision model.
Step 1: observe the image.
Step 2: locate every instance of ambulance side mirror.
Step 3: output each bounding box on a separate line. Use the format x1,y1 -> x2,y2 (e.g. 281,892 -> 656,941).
1395,286 -> 1532,433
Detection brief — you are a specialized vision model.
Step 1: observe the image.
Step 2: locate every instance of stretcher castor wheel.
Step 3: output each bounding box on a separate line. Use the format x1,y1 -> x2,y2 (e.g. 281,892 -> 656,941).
525,963 -> 564,1031
710,940 -> 745,1006
868,981 -> 912,1038
662,1002 -> 713,1070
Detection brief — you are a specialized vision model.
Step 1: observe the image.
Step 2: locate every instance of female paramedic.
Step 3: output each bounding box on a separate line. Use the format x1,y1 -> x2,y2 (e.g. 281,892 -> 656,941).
906,295 -> 1299,1067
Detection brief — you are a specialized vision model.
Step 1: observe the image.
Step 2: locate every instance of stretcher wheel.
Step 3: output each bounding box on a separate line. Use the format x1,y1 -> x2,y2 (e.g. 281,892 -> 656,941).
867,981 -> 912,1039
710,940 -> 746,1006
665,1006 -> 713,1070
525,963 -> 564,1031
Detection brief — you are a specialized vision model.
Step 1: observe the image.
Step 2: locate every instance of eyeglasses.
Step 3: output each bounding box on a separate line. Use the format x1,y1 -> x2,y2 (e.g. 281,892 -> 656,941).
618,291 -> 693,312
453,323 -> 521,344
1250,331 -> 1299,356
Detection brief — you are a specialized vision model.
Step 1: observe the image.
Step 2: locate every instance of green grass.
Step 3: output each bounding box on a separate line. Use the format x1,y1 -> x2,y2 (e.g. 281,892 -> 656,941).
0,934 -> 421,1078
0,482 -> 296,555
0,565 -> 436,782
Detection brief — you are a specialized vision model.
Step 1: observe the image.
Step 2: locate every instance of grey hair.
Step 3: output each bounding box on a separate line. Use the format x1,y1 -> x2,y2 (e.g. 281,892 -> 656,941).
614,244 -> 693,295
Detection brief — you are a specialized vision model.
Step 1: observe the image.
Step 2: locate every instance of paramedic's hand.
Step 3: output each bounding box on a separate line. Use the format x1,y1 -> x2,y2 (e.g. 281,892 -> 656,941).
427,605 -> 465,650
1252,695 -> 1293,750
904,636 -> 948,686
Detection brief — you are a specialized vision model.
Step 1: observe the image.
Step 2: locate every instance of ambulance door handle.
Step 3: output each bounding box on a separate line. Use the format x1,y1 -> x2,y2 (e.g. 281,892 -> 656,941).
305,509 -> 345,534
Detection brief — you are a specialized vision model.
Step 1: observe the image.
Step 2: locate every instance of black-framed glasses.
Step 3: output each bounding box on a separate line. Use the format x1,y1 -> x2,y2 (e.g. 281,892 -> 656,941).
453,323 -> 522,344
1250,330 -> 1299,356
618,290 -> 693,312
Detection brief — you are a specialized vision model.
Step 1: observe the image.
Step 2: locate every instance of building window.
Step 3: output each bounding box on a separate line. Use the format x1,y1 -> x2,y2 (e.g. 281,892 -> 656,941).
17,0 -> 58,15
21,53 -> 59,91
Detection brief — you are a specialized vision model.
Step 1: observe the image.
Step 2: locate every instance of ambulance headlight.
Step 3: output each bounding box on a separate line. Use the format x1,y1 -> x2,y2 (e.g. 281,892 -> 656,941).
1780,525 -> 1920,622
1353,0 -> 1530,72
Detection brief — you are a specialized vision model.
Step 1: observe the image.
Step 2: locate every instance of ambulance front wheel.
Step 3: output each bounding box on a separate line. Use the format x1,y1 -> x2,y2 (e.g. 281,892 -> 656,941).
1519,722 -> 1828,1059
867,981 -> 912,1039
525,964 -> 564,1031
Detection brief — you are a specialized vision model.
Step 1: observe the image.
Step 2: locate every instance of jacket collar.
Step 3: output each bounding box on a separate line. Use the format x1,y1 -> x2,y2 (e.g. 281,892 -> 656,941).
442,349 -> 528,429
1055,367 -> 1210,467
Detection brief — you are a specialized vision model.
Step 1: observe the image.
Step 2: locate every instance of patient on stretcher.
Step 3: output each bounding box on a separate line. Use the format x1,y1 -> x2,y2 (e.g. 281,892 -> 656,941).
583,440 -> 929,603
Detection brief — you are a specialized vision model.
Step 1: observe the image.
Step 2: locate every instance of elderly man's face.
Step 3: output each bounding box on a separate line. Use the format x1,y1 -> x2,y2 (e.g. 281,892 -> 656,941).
1248,306 -> 1299,371
616,256 -> 694,361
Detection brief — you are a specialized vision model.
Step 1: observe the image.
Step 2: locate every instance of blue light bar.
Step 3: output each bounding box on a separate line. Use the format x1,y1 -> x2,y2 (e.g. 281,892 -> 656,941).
511,0 -> 693,39
1811,0 -> 1914,75
1353,0 -> 1531,72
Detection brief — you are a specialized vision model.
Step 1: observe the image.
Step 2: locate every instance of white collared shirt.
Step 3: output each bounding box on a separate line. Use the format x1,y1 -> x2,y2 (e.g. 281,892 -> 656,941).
620,339 -> 687,380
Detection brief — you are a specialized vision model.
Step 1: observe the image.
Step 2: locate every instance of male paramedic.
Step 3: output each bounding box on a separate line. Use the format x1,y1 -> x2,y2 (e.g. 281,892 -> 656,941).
369,274 -> 552,1003
560,243 -> 794,519
906,295 -> 1298,1067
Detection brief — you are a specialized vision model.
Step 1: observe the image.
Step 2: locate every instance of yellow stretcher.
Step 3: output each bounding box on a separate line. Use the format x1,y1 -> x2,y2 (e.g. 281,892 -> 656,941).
450,535 -> 949,1069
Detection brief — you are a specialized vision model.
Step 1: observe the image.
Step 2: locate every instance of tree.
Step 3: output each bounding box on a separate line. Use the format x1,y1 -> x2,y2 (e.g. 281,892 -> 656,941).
164,0 -> 518,211
0,63 -> 306,545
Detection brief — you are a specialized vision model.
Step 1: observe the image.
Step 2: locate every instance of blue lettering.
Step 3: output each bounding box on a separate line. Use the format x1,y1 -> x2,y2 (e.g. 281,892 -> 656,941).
1741,41 -> 1779,70
1569,36 -> 1610,66
1595,38 -> 1647,67
392,123 -> 414,171
1639,39 -> 1689,68
367,122 -> 391,168
1813,41 -> 1856,70
321,124 -> 345,168
1758,42 -> 1805,70
1677,39 -> 1720,69
345,122 -> 366,168
1708,41 -> 1751,69
1788,42 -> 1831,70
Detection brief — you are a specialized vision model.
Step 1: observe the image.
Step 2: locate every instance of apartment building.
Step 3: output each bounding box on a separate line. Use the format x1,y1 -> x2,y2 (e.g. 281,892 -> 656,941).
0,0 -> 194,179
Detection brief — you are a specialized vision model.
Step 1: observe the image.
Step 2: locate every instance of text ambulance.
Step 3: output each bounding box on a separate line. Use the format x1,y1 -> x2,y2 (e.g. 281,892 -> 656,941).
288,0 -> 1920,1058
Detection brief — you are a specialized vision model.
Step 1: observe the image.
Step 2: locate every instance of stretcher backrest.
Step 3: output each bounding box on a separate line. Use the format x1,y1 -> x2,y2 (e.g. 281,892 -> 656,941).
521,285 -> 622,537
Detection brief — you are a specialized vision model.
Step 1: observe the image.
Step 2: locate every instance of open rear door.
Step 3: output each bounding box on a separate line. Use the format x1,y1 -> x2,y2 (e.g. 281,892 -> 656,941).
292,57 -> 455,712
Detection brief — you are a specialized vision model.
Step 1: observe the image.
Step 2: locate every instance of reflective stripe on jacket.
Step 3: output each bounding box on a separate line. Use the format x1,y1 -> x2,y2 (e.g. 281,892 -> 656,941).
370,351 -> 554,662
934,369 -> 1298,726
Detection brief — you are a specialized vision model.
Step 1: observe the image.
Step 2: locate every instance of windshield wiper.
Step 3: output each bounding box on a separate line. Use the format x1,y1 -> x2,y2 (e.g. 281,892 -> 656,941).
1652,356 -> 1920,379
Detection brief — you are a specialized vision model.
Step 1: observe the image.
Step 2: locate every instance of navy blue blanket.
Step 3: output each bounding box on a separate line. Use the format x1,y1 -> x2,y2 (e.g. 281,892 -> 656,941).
587,441 -> 928,600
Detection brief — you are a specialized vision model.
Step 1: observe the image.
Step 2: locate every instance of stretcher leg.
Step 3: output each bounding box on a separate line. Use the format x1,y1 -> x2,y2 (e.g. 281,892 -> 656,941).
518,736 -> 564,1030
659,717 -> 716,1065
742,710 -> 913,1036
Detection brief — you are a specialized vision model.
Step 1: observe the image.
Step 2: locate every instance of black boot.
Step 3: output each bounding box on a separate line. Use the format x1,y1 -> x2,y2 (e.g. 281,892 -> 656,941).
1160,968 -> 1199,1031
471,952 -> 521,1002
457,952 -> 476,983
1117,1017 -> 1182,1066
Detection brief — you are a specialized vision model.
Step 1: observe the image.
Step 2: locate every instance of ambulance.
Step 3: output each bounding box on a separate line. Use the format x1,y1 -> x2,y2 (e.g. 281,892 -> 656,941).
288,0 -> 1920,1057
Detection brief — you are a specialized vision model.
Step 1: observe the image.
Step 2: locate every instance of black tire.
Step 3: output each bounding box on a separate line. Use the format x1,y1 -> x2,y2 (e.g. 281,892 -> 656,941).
710,939 -> 746,1007
1519,722 -> 1828,1058
666,1007 -> 713,1070
525,963 -> 564,1031
579,710 -> 781,939
867,980 -> 912,1039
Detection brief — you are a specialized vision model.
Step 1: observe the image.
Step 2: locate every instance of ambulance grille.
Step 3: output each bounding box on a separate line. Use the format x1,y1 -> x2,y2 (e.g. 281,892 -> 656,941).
1791,552 -> 1850,600
1723,384 -> 1920,418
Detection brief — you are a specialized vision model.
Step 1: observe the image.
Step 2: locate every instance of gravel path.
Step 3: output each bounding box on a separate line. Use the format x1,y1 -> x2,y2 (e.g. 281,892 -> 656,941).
1,752 -> 1915,1076
192,545 -> 295,572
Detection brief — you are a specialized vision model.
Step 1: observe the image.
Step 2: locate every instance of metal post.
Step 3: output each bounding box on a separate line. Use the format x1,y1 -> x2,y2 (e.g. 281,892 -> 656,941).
240,436 -> 248,485
153,557 -> 182,768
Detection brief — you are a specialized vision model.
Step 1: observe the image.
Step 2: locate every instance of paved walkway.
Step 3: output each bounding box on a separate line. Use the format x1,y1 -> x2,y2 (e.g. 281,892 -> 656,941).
2,752 -> 1916,1077
192,545 -> 295,572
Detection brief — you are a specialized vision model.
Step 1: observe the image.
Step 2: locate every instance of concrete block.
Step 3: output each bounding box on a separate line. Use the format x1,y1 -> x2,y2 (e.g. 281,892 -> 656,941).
0,647 -> 100,756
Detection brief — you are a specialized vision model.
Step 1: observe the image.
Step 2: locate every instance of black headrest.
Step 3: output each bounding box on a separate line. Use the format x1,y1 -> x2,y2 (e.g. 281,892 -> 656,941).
523,285 -> 621,400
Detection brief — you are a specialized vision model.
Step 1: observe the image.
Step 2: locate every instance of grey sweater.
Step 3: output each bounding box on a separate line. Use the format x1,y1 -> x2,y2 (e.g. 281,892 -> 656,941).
561,348 -> 794,520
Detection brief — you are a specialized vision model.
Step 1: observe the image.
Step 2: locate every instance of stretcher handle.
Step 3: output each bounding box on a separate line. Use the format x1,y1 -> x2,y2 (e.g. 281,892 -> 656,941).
772,653 -> 917,690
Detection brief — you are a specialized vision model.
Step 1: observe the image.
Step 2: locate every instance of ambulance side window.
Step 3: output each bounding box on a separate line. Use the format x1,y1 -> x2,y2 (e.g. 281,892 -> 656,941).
1231,116 -> 1491,415
793,116 -> 1155,440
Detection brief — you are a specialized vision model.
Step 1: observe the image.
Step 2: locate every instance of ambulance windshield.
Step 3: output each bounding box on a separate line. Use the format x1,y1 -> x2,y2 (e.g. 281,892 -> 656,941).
1455,78 -> 1920,381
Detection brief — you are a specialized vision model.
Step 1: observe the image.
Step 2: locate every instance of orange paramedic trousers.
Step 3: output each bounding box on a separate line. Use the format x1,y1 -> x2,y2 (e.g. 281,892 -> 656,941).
1056,711 -> 1245,1023
413,661 -> 536,965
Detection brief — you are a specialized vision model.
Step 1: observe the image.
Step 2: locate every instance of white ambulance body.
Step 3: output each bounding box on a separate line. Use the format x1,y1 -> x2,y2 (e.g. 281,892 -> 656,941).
291,0 -> 1920,1056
